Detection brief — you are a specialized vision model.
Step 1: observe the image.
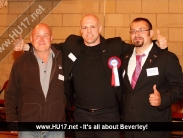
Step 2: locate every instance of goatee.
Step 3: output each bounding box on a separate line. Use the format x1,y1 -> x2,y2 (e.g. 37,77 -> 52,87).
134,44 -> 143,47
134,41 -> 143,47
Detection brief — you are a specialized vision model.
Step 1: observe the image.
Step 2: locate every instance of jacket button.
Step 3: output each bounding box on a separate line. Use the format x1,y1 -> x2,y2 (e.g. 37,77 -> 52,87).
130,106 -> 133,109
132,92 -> 134,95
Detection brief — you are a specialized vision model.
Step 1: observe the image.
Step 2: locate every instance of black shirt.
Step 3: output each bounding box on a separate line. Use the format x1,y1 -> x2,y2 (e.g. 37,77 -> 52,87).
72,44 -> 117,109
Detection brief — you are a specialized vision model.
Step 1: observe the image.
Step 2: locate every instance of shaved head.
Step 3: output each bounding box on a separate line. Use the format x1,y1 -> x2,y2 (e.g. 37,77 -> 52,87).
31,23 -> 52,36
80,14 -> 100,27
80,14 -> 102,46
30,23 -> 53,54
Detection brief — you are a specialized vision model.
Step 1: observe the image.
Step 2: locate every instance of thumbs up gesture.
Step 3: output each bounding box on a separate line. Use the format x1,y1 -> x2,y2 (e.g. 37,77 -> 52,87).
13,34 -> 24,51
149,85 -> 161,106
156,30 -> 167,49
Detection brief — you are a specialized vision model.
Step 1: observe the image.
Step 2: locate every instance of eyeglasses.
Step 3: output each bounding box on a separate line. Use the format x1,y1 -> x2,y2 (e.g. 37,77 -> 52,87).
129,29 -> 150,34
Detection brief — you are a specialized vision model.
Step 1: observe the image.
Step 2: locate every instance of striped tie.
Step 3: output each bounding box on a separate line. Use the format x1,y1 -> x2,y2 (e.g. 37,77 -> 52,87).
131,54 -> 145,89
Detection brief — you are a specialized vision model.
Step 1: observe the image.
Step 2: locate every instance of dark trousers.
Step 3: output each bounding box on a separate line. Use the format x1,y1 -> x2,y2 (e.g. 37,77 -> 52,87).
73,107 -> 120,138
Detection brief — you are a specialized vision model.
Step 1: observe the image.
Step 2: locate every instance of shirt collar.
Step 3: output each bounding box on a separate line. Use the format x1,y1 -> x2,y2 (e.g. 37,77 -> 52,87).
33,48 -> 55,59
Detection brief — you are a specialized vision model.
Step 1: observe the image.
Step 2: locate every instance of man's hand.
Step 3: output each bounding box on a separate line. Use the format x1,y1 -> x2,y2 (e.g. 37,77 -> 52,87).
149,85 -> 161,107
156,30 -> 167,49
13,34 -> 24,51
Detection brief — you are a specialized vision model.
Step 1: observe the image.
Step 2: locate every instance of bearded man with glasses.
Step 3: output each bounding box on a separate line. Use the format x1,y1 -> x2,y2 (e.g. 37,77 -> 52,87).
121,17 -> 183,138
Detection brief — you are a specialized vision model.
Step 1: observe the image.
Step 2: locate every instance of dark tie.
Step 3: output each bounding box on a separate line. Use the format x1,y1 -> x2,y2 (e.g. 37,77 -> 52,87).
131,54 -> 145,89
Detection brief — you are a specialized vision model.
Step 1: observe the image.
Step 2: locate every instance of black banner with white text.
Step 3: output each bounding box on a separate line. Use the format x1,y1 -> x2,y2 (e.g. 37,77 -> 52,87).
0,122 -> 183,131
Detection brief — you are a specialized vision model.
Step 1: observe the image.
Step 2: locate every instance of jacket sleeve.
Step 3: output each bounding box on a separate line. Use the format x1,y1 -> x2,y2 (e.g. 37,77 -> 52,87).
158,53 -> 183,110
120,40 -> 164,56
120,39 -> 134,55
27,43 -> 64,51
4,63 -> 20,122
52,43 -> 64,51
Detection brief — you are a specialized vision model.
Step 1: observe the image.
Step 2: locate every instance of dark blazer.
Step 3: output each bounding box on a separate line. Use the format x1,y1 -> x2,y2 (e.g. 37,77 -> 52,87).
56,34 -> 133,110
121,43 -> 183,138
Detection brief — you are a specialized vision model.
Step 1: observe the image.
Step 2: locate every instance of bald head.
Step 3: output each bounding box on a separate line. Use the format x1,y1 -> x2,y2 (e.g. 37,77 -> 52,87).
80,14 -> 102,46
30,23 -> 53,54
31,23 -> 52,36
80,14 -> 100,27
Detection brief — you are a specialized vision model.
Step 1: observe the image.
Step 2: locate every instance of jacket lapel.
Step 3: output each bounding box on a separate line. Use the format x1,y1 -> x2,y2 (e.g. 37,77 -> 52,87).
64,39 -> 83,79
100,36 -> 112,87
100,36 -> 122,92
122,50 -> 134,90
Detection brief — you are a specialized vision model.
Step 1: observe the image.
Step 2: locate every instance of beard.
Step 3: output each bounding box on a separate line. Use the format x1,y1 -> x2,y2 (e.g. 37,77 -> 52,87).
133,37 -> 144,47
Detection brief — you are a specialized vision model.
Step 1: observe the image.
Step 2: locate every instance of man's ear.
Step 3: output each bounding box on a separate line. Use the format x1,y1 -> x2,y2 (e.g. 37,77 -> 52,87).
150,30 -> 154,38
99,25 -> 102,33
80,27 -> 83,36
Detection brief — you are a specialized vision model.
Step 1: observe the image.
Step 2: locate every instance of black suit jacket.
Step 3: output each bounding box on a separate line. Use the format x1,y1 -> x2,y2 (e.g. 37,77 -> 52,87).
122,43 -> 183,138
57,35 -> 133,110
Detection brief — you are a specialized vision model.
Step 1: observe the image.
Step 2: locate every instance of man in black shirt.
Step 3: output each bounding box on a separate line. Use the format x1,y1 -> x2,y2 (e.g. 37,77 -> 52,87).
61,15 -> 125,137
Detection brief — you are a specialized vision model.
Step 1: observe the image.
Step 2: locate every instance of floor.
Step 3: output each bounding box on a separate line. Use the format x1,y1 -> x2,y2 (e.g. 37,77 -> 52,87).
0,131 -> 124,138
0,131 -> 76,138
0,132 -> 18,138
1,131 -> 183,138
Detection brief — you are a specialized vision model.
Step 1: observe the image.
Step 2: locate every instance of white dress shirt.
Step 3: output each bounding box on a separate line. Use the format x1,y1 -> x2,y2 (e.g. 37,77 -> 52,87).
127,43 -> 153,83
